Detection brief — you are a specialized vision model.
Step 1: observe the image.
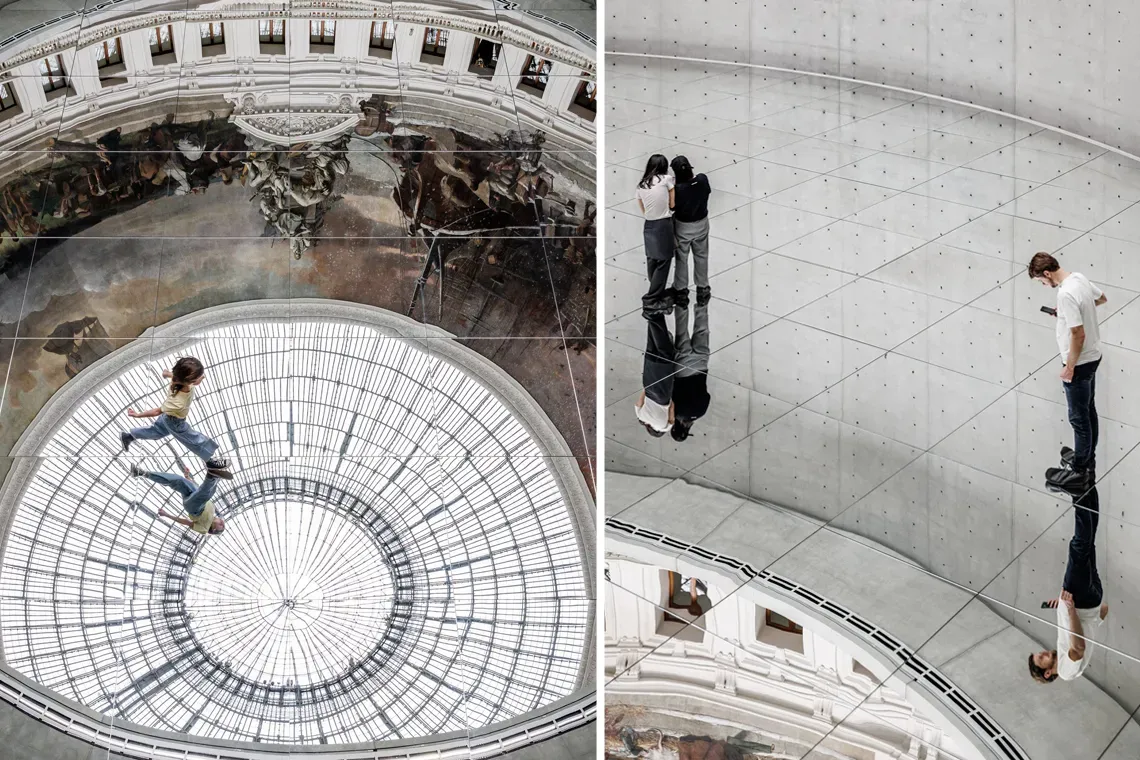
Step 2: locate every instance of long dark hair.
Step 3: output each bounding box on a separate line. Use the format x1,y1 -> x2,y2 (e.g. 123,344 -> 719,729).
638,154 -> 669,189
671,155 -> 694,183
170,356 -> 205,394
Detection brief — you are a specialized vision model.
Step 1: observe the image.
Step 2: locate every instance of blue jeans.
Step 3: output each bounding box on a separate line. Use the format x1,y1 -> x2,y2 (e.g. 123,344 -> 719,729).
1063,359 -> 1100,471
145,471 -> 217,517
1063,487 -> 1102,609
130,413 -> 218,463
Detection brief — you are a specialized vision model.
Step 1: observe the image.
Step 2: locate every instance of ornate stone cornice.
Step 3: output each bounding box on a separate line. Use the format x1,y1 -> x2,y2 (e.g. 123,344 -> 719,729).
0,1 -> 595,76
224,90 -> 366,142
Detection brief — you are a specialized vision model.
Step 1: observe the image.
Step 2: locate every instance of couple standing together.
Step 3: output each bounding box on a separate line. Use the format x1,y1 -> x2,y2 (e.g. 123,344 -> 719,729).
635,154 -> 711,313
632,154 -> 713,441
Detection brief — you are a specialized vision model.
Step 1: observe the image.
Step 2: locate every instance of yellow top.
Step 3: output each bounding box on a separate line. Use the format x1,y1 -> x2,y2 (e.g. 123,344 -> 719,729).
189,501 -> 215,535
160,385 -> 195,419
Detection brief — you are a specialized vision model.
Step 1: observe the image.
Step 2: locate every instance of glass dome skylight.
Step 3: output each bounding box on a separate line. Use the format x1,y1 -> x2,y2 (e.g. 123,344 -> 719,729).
0,318 -> 589,745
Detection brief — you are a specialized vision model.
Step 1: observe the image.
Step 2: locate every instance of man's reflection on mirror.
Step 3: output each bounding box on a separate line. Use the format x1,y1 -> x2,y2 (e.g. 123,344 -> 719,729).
671,296 -> 710,442
1029,485 -> 1109,683
634,311 -> 675,437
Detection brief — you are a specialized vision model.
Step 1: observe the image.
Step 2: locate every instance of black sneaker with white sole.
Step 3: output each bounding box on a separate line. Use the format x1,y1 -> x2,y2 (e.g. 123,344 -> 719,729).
120,432 -> 134,453
206,458 -> 234,480
1045,464 -> 1093,493
1059,447 -> 1094,480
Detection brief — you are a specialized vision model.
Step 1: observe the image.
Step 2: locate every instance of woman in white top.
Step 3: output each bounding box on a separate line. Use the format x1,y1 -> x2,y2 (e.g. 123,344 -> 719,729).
635,154 -> 675,313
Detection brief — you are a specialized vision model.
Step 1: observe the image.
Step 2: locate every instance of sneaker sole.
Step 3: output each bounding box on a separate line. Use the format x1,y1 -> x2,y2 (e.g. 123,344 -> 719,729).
1045,478 -> 1093,493
207,469 -> 235,480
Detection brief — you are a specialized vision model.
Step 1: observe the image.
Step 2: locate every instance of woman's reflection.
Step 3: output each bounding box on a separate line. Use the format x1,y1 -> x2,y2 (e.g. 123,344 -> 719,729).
634,297 -> 711,441
634,310 -> 675,437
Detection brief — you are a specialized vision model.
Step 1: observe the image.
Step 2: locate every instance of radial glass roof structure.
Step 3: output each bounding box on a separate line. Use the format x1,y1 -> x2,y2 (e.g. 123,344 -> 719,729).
0,315 -> 589,745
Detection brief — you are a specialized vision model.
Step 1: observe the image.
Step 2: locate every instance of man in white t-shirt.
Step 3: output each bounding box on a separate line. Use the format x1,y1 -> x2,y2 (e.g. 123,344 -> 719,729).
1028,252 -> 1107,491
1029,487 -> 1108,683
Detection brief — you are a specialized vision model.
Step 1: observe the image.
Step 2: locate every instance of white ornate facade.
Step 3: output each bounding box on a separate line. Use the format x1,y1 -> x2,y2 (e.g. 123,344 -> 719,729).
605,558 -> 981,760
0,0 -> 596,154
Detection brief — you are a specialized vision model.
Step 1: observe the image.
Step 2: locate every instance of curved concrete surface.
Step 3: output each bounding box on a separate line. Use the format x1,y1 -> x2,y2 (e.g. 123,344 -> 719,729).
604,51 -> 1140,760
606,1 -> 1140,155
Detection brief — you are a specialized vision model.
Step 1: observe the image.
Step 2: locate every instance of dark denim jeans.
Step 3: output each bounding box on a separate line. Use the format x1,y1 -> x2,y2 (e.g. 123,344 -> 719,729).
145,471 -> 218,517
1063,359 -> 1100,471
643,217 -> 674,308
1063,487 -> 1102,609
129,413 -> 219,463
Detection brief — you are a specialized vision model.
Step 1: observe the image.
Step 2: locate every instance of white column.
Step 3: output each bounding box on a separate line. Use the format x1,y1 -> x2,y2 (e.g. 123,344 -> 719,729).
606,562 -> 644,644
287,19 -> 309,57
705,592 -> 738,660
544,60 -> 578,110
175,20 -> 202,63
442,30 -> 474,73
807,630 -> 841,674
493,44 -> 527,90
395,23 -> 424,66
228,20 -> 260,58
120,29 -> 153,77
68,46 -> 100,98
639,566 -> 663,640
10,64 -> 45,111
334,19 -> 370,59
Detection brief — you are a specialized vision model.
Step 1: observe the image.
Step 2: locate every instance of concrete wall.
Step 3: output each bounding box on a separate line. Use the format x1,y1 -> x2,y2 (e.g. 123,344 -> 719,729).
607,0 -> 1140,154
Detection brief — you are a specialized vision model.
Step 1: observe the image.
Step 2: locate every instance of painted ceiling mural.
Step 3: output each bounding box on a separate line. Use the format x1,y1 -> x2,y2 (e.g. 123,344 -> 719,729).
606,704 -> 782,760
0,92 -> 597,481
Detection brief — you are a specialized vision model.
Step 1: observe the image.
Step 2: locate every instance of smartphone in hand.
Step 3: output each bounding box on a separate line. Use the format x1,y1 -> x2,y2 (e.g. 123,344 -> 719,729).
1041,306 -> 1057,317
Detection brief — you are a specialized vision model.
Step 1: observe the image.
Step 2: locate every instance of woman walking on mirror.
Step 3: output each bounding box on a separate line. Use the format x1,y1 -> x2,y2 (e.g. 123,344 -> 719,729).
635,154 -> 675,315
120,356 -> 233,479
670,155 -> 712,307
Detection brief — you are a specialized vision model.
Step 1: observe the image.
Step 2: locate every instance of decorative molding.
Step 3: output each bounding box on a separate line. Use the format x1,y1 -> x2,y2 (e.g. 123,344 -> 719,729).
0,1 -> 595,76
607,519 -> 1028,760
225,90 -> 366,142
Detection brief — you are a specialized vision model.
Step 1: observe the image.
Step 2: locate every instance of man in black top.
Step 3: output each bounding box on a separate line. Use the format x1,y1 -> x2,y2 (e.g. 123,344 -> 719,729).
670,155 -> 713,307
671,296 -> 711,442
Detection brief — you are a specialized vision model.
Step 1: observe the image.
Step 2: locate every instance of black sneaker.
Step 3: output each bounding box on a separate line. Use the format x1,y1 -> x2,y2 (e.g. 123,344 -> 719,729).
641,296 -> 674,316
128,464 -> 145,478
206,458 -> 234,480
670,287 -> 690,308
1059,448 -> 1094,479
1046,465 -> 1092,493
696,286 -> 712,306
120,432 -> 133,453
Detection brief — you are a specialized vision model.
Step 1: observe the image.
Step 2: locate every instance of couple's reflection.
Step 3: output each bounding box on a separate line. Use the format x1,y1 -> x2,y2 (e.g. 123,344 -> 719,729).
634,299 -> 710,442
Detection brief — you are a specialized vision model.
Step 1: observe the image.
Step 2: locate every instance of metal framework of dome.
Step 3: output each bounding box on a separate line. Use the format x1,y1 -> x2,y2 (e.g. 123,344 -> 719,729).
0,306 -> 590,745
